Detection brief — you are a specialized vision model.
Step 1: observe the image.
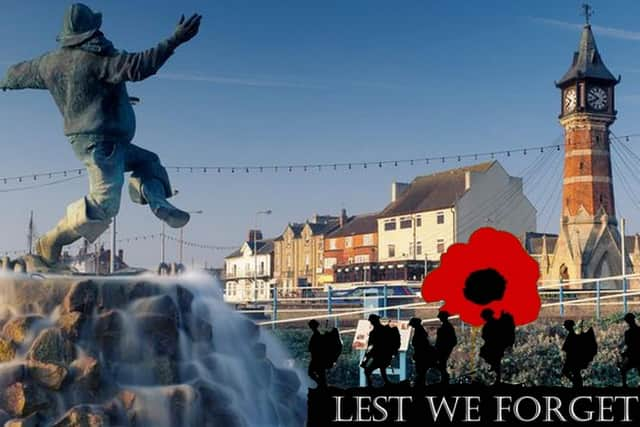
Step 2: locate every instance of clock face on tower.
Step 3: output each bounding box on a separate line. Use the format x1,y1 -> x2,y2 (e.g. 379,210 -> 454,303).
587,86 -> 608,110
564,88 -> 577,113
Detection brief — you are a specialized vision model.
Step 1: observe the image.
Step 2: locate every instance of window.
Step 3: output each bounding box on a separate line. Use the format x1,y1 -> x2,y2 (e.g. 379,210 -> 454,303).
345,237 -> 353,248
259,261 -> 265,275
305,255 -> 310,269
437,239 -> 445,254
363,233 -> 373,246
400,217 -> 412,229
384,219 -> 397,231
329,239 -> 337,250
388,244 -> 396,258
324,258 -> 337,269
437,212 -> 445,224
416,216 -> 422,227
286,255 -> 291,269
355,254 -> 370,263
416,241 -> 422,256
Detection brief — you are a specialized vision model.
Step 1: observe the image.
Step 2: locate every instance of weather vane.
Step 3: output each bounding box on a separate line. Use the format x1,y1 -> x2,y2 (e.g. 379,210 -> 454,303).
581,3 -> 593,26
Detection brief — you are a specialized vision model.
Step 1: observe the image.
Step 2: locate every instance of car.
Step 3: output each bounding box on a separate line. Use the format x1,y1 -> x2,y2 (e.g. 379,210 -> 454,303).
330,285 -> 418,306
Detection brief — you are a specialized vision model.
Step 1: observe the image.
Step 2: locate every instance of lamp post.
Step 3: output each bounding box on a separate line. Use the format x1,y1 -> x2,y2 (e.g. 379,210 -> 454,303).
179,210 -> 204,265
254,210 -> 272,302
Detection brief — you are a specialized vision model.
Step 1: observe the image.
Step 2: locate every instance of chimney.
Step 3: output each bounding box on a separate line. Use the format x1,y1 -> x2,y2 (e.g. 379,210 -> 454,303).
339,208 -> 348,228
391,181 -> 409,202
465,171 -> 472,191
248,229 -> 263,243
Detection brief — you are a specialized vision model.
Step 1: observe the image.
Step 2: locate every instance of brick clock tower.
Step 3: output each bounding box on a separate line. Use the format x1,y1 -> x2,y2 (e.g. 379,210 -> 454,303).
546,12 -> 627,286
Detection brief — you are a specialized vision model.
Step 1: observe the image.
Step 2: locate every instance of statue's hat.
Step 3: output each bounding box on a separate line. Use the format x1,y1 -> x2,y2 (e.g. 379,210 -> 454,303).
57,3 -> 102,47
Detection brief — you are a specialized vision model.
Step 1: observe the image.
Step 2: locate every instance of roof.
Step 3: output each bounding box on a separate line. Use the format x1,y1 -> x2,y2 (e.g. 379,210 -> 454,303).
378,161 -> 495,218
557,25 -> 617,87
224,239 -> 275,259
525,232 -> 558,255
307,220 -> 340,236
328,213 -> 378,238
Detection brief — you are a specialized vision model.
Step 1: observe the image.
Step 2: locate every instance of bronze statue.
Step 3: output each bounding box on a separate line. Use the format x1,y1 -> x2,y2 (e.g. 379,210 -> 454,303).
0,4 -> 202,268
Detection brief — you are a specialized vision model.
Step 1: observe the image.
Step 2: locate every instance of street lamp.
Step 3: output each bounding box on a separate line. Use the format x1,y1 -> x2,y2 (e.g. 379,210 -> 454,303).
179,210 -> 204,265
253,209 -> 272,302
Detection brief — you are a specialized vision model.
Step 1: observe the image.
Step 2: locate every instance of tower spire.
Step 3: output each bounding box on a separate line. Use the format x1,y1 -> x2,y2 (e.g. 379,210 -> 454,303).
581,3 -> 593,26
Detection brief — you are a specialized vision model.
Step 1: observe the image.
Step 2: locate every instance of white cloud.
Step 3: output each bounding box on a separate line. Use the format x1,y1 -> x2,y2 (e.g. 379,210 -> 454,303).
532,17 -> 640,41
157,73 -> 325,89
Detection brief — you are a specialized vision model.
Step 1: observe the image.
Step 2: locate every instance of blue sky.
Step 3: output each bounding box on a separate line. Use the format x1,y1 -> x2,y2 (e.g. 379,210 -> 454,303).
2,0 -> 640,268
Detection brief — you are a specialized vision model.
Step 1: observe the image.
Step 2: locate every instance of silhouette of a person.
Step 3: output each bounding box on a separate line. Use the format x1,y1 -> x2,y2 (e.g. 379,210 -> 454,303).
361,314 -> 394,387
435,311 -> 457,384
562,319 -> 584,388
621,313 -> 640,387
409,317 -> 437,387
479,309 -> 514,385
308,319 -> 327,388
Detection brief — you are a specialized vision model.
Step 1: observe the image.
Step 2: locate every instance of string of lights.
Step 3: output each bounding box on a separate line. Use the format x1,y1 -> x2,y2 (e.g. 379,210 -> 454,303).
0,137 -> 592,187
1,233 -> 236,257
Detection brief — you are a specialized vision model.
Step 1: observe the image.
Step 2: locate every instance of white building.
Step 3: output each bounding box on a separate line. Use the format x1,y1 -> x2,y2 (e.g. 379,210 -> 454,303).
377,161 -> 535,263
224,237 -> 275,303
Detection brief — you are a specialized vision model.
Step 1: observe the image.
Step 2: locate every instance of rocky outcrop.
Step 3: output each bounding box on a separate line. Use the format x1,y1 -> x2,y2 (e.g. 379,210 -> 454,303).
0,276 -> 305,427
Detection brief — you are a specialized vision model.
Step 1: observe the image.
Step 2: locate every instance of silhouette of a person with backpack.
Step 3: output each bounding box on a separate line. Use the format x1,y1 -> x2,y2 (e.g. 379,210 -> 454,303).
620,313 -> 640,387
361,314 -> 401,387
308,319 -> 343,388
409,317 -> 438,388
435,311 -> 457,384
561,319 -> 597,388
479,308 -> 515,385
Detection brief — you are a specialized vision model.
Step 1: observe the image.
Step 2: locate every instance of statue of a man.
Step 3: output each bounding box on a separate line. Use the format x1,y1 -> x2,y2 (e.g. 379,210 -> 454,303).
1,4 -> 202,267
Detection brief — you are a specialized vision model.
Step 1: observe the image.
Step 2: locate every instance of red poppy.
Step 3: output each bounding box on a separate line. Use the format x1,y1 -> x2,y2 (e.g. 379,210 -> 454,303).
421,227 -> 540,326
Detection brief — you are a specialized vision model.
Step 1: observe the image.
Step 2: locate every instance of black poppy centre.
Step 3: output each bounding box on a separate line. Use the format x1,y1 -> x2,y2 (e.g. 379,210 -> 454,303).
463,268 -> 507,305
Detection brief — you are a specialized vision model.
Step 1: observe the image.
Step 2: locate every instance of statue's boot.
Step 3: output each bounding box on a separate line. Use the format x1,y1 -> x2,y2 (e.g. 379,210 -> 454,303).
142,180 -> 190,228
35,217 -> 82,266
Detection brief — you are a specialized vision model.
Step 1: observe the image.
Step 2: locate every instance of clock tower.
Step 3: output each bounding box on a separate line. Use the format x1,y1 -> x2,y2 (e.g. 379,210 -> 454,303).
546,9 -> 627,285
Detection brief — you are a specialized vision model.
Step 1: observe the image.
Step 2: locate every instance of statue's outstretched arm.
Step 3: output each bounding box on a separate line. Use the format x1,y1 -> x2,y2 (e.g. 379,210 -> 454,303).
1,56 -> 46,91
99,13 -> 202,84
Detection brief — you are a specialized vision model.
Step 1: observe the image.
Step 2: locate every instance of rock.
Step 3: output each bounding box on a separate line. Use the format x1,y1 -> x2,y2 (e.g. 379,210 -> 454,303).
151,356 -> 177,385
93,311 -> 125,360
0,410 -> 10,426
2,316 -> 46,345
0,365 -> 26,389
0,338 -> 16,363
134,314 -> 178,357
26,362 -> 68,390
4,412 -> 39,427
26,328 -> 75,366
0,383 -> 48,417
116,391 -> 136,411
70,357 -> 100,391
62,281 -> 97,314
175,286 -> 194,315
128,282 -> 161,301
51,405 -> 109,427
56,312 -> 87,342
191,379 -> 232,408
134,295 -> 178,323
272,367 -> 301,397
183,315 -> 212,342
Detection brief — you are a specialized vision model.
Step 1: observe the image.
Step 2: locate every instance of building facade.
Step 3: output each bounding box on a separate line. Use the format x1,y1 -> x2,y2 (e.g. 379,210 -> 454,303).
377,161 -> 536,264
273,214 -> 343,291
323,212 -> 378,277
224,233 -> 275,303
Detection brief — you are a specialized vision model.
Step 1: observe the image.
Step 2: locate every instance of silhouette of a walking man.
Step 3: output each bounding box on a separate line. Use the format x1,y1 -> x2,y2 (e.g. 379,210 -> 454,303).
308,320 -> 327,388
621,313 -> 640,387
409,317 -> 437,387
561,319 -> 597,388
435,311 -> 457,384
361,314 -> 399,387
308,319 -> 342,388
479,308 -> 515,385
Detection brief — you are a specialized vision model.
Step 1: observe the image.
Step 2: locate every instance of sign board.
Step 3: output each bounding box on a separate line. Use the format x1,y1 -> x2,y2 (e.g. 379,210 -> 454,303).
352,319 -> 412,352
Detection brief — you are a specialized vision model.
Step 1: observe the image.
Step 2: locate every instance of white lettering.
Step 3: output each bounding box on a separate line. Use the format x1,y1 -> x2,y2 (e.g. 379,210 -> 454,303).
514,396 -> 542,422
